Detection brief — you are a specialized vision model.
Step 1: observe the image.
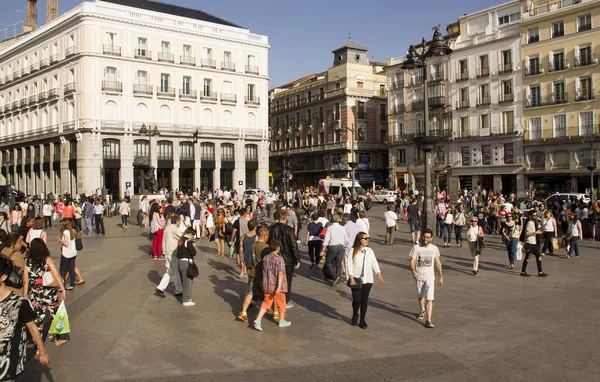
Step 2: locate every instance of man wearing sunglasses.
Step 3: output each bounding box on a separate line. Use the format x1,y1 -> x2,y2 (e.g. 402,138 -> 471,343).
409,228 -> 444,328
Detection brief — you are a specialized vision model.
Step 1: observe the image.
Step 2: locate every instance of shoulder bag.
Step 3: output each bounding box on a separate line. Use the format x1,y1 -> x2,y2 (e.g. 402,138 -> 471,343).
75,234 -> 84,251
185,240 -> 199,280
347,250 -> 367,290
42,259 -> 59,287
5,250 -> 24,289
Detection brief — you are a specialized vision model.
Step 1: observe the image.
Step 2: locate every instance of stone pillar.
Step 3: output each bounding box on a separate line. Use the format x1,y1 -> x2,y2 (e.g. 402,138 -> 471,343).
59,139 -> 70,195
171,149 -> 180,192
213,143 -> 221,191
233,140 -> 246,194
493,175 -> 502,194
121,134 -> 134,196
571,176 -> 579,193
516,172 -> 526,199
258,139 -> 270,191
194,145 -> 201,192
77,133 -> 102,196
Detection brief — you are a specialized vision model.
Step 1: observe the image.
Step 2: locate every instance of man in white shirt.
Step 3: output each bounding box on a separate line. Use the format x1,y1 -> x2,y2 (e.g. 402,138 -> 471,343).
343,213 -> 360,249
383,205 -> 399,245
320,213 -> 348,287
409,228 -> 443,329
155,216 -> 183,298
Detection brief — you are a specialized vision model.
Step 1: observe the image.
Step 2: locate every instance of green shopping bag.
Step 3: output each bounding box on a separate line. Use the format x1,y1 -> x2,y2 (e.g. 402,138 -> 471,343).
49,301 -> 70,335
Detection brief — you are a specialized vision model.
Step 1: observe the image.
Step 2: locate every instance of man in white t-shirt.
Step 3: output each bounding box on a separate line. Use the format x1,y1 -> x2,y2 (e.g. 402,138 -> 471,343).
409,228 -> 444,328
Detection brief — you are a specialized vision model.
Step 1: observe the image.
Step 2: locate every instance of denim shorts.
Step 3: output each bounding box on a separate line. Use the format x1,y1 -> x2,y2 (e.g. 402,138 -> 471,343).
409,221 -> 420,233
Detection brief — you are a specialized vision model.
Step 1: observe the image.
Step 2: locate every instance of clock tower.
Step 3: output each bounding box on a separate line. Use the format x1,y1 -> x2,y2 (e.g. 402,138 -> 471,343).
332,39 -> 368,67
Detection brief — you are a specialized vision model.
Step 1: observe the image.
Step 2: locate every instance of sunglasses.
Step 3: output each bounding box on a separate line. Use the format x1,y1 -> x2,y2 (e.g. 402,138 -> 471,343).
362,237 -> 370,240
423,235 -> 432,239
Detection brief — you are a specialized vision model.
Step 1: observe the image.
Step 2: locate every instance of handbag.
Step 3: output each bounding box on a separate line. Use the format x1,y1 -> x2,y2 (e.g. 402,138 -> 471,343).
186,241 -> 199,280
347,250 -> 367,290
75,237 -> 83,251
5,250 -> 23,289
42,260 -> 59,287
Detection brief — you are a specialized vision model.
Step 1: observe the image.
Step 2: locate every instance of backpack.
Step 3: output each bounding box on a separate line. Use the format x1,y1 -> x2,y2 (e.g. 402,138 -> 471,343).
364,198 -> 373,211
224,218 -> 233,234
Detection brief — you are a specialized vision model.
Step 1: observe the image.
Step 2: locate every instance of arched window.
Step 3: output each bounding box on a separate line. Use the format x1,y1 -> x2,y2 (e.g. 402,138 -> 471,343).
414,113 -> 424,135
23,115 -> 29,133
15,117 -> 20,134
133,139 -> 149,159
104,101 -> 118,121
103,138 -> 121,159
245,144 -> 258,161
247,112 -> 256,129
203,108 -> 213,126
136,103 -> 148,123
157,141 -> 173,160
200,142 -> 215,161
182,107 -> 193,126
223,110 -> 233,128
179,141 -> 194,161
32,112 -> 38,131
41,109 -> 48,128
553,150 -> 570,169
221,143 -> 234,161
67,101 -> 75,122
529,152 -> 545,169
159,105 -> 171,126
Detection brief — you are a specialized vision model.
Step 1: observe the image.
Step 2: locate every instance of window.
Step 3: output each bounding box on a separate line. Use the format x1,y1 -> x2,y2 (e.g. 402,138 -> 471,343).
247,84 -> 255,100
460,87 -> 469,103
180,142 -> 194,161
397,149 -> 406,165
203,79 -> 212,96
482,145 -> 491,165
553,81 -> 566,103
529,117 -> 542,139
202,47 -> 212,60
528,57 -> 540,76
461,146 -> 470,166
182,76 -> 191,94
357,81 -> 364,89
578,14 -> 592,32
106,32 -> 117,46
357,102 -> 365,119
221,143 -> 235,161
134,140 -> 149,159
319,106 -> 324,123
245,144 -> 258,161
460,116 -> 469,137
183,44 -> 191,58
501,49 -> 512,70
504,143 -> 514,164
502,111 -> 514,132
161,41 -> 170,53
479,84 -> 490,105
160,74 -> 169,92
577,46 -> 593,67
529,85 -> 541,107
578,76 -> 593,101
182,107 -> 193,126
527,27 -> 540,43
551,21 -> 565,38
551,51 -> 565,71
136,70 -> 147,85
478,55 -> 489,76
200,142 -> 215,160
156,141 -> 173,160
498,11 -> 520,25
224,51 -> 232,63
380,103 -> 387,121
480,114 -> 490,130
380,84 -> 386,97
580,111 -> 594,135
137,38 -> 147,55
105,67 -> 117,82
103,139 -> 120,160
553,115 -> 567,137
501,80 -> 513,103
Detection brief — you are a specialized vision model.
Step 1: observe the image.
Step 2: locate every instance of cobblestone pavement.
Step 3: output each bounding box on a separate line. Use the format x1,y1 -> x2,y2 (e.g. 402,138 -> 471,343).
18,204 -> 600,381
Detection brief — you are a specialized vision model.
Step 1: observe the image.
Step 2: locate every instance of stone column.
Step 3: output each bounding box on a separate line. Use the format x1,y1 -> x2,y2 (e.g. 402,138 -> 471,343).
59,139 -> 70,195
571,176 -> 579,193
493,175 -> 502,194
213,143 -> 221,192
233,140 -> 246,194
77,133 -> 102,196
171,144 -> 180,192
121,133 -> 134,196
194,142 -> 201,192
258,139 -> 270,191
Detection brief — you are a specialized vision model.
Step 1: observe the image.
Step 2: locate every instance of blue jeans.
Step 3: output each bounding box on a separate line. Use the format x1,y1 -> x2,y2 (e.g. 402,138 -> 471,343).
323,245 -> 344,281
568,236 -> 580,257
505,238 -> 518,265
85,216 -> 93,235
307,240 -> 323,265
443,223 -> 452,244
121,214 -> 129,227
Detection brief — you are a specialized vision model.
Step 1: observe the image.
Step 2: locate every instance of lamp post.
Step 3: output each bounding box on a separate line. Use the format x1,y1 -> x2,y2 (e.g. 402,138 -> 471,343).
345,123 -> 365,201
138,124 -> 160,194
401,25 -> 452,235
582,133 -> 597,203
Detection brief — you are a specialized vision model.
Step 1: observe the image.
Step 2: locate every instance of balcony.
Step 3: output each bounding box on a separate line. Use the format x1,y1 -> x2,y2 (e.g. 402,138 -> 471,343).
180,55 -> 195,66
456,100 -> 470,110
579,23 -> 592,32
201,59 -> 216,69
40,59 -> 49,68
430,72 -> 444,82
245,65 -> 259,75
4,75 -> 12,83
526,93 -> 568,108
456,71 -> 469,82
49,54 -> 59,64
575,54 -> 595,67
134,49 -> 152,60
428,96 -> 445,107
30,63 -> 39,72
179,89 -> 197,100
157,87 -> 176,98
221,61 -> 235,71
38,91 -> 48,102
391,134 -> 408,144
65,46 -> 76,57
3,105 -> 9,113
102,81 -> 123,93
220,93 -> 237,104
19,99 -> 27,108
11,101 -> 18,110
575,91 -> 595,102
477,67 -> 490,78
411,100 -> 424,110
525,65 -> 541,76
477,96 -> 491,107
103,45 -> 121,56
411,74 -> 424,86
499,62 -> 513,74
526,0 -> 583,18
200,92 -> 218,102
499,93 -> 514,103
48,88 -> 59,99
245,96 -> 260,106
21,67 -> 30,77
64,82 -> 75,95
549,58 -> 568,72
133,84 -> 153,96
158,52 -> 174,63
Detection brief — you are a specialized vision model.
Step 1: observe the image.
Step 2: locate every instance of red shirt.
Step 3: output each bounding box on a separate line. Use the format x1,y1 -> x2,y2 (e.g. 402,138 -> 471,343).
62,205 -> 74,219
207,207 -> 214,215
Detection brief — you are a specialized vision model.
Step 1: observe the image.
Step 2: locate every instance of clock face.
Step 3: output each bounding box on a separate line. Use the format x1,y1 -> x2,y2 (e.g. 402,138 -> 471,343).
355,53 -> 361,62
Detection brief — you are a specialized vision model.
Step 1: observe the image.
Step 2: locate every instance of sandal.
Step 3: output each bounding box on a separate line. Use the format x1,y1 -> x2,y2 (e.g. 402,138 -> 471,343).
75,280 -> 85,286
55,339 -> 69,347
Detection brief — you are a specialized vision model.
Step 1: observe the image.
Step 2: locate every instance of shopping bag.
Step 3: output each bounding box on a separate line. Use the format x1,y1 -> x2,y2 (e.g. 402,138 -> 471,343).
516,242 -> 523,261
551,237 -> 560,251
49,301 -> 71,335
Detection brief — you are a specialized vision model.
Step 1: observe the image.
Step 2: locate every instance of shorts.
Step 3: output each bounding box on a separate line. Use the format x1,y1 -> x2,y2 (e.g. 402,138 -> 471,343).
246,276 -> 255,295
416,279 -> 435,300
409,221 -> 420,233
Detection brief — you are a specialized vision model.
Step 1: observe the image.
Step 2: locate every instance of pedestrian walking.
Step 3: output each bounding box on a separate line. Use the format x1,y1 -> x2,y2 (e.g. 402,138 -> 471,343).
454,207 -> 466,248
407,198 -> 421,244
541,210 -> 557,256
306,213 -> 324,269
119,199 -> 130,229
564,213 -> 582,259
176,228 -> 197,306
521,211 -> 549,277
383,204 -> 399,245
345,232 -> 383,329
237,227 -> 270,323
93,199 -> 105,235
268,210 -> 300,307
501,213 -> 520,269
466,217 -> 484,275
442,208 -> 454,248
320,213 -> 347,287
58,220 -> 78,291
154,216 -> 183,297
409,228 -> 444,328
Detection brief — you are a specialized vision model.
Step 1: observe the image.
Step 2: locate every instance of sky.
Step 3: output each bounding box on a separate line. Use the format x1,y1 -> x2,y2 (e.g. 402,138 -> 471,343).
0,0 -> 506,87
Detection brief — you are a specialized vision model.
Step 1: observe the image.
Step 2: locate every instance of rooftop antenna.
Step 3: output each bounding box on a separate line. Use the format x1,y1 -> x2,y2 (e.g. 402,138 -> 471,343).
348,30 -> 351,40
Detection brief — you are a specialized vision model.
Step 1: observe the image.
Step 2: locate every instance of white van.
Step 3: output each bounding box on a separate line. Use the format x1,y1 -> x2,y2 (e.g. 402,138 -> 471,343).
318,178 -> 366,204
545,193 -> 590,205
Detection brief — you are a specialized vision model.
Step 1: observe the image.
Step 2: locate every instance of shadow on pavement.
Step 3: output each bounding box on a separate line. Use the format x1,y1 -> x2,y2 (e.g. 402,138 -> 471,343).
290,292 -> 346,321
138,245 -> 151,256
206,259 -> 238,278
16,366 -> 55,382
208,274 -> 246,316
146,270 -> 162,285
335,289 -> 421,325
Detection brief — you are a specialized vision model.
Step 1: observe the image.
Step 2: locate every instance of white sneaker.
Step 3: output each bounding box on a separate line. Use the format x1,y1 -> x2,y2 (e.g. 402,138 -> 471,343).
183,301 -> 196,307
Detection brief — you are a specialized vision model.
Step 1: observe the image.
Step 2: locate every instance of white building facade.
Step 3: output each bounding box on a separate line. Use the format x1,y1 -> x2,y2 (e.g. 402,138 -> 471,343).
0,0 -> 270,198
447,0 -> 525,197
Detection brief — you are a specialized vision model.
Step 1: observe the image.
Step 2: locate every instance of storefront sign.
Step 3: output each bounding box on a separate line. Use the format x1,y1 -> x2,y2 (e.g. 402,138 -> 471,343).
358,154 -> 371,170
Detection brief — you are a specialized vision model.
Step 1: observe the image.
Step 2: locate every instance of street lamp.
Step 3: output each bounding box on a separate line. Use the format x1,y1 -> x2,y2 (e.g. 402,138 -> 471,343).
401,25 -> 452,235
138,124 -> 160,194
582,133 -> 597,203
345,124 -> 365,201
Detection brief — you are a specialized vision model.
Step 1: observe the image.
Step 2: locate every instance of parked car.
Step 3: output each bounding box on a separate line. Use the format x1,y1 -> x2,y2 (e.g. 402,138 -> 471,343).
371,190 -> 398,204
545,193 -> 590,205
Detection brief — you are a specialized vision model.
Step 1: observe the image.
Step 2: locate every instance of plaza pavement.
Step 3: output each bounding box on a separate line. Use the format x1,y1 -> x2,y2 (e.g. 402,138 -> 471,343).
18,204 -> 600,382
